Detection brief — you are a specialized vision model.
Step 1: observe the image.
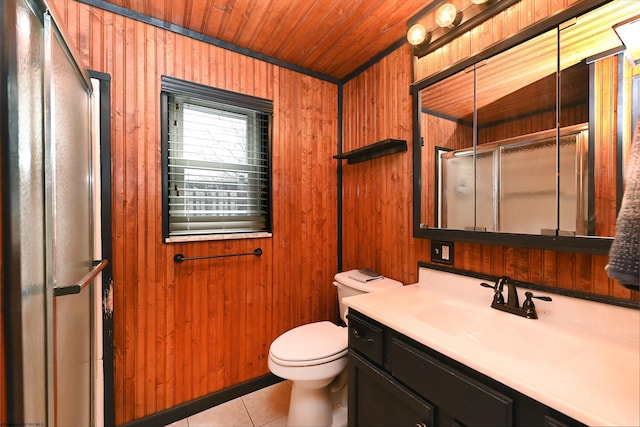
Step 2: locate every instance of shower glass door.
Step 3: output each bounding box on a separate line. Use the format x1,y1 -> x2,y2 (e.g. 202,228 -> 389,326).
44,12 -> 96,427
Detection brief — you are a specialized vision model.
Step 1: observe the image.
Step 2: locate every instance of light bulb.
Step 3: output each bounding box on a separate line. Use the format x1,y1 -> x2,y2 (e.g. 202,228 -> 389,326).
436,3 -> 459,28
407,24 -> 427,46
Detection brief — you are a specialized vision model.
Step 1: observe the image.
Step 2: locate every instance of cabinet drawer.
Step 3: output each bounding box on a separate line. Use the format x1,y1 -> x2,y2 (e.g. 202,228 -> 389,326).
391,338 -> 513,427
347,312 -> 383,365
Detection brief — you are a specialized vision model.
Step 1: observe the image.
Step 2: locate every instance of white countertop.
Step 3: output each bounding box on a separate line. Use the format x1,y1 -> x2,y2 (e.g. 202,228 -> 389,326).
343,267 -> 640,426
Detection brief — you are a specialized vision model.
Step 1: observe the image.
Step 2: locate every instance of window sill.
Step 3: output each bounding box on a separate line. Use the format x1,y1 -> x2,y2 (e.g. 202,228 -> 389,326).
165,232 -> 272,243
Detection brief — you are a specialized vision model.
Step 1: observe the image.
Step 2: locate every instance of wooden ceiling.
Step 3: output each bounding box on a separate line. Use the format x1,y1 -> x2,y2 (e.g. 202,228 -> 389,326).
90,0 -> 432,80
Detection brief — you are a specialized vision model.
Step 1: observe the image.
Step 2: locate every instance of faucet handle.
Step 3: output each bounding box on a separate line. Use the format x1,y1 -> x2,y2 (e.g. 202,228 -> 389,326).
524,291 -> 552,302
522,291 -> 552,319
479,281 -> 504,304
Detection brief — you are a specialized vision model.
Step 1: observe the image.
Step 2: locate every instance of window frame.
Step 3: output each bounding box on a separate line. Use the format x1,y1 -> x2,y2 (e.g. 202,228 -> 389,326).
161,76 -> 273,242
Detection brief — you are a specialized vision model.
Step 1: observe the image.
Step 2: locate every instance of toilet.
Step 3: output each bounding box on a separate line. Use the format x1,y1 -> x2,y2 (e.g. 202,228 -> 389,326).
268,269 -> 403,427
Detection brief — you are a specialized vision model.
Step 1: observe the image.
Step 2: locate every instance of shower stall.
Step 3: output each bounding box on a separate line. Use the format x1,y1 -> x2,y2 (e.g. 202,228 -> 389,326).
438,125 -> 590,236
1,0 -> 108,425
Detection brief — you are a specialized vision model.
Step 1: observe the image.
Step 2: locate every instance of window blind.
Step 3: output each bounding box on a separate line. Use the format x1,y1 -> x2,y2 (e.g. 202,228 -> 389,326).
162,79 -> 272,238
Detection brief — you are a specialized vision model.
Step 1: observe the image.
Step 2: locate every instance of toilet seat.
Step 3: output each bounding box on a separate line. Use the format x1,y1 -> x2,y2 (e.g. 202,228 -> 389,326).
269,321 -> 348,367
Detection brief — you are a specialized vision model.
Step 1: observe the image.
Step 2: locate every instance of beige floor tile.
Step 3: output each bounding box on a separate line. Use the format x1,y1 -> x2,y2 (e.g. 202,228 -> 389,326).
188,397 -> 253,427
260,415 -> 288,427
164,419 -> 189,427
242,381 -> 291,427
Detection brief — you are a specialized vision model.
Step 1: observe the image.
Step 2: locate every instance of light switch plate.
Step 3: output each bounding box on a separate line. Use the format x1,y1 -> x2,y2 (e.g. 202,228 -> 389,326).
431,240 -> 454,264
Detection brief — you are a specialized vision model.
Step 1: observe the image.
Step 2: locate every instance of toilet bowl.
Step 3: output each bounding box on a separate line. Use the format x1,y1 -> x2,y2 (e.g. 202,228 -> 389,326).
268,321 -> 348,427
268,270 -> 402,427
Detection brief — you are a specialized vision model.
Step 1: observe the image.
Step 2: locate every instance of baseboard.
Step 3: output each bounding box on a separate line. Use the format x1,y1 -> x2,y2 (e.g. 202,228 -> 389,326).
120,374 -> 283,427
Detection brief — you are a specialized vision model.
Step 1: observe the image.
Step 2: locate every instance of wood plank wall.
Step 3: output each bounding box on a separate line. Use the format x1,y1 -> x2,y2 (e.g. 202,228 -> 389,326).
47,0 -> 639,423
593,55 -> 620,237
51,0 -> 339,423
341,46 -> 424,283
342,0 -> 639,302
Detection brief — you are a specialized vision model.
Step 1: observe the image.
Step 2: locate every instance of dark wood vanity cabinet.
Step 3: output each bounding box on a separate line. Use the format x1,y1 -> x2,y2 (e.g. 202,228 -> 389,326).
347,310 -> 587,427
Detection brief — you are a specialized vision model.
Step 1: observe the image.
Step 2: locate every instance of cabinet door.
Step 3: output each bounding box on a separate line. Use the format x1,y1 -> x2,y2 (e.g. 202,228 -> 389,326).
349,352 -> 434,427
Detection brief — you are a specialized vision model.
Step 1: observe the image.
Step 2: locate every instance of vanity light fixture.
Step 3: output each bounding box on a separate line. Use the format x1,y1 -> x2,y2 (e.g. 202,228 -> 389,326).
435,3 -> 461,28
407,23 -> 431,46
407,0 -> 520,58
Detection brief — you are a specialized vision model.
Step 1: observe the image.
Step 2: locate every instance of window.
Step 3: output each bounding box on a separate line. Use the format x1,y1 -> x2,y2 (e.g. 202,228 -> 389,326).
161,76 -> 272,240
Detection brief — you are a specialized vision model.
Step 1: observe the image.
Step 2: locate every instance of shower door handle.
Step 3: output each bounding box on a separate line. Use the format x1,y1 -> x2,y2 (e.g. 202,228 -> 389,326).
53,259 -> 109,297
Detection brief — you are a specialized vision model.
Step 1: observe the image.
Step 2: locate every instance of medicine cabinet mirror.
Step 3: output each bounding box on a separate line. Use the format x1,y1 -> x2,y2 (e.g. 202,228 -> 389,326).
412,0 -> 640,254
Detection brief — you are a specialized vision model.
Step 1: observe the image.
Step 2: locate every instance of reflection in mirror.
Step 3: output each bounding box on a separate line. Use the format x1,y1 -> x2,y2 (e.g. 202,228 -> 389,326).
416,0 -> 640,251
421,68 -> 474,230
439,126 -> 589,234
475,28 -> 560,235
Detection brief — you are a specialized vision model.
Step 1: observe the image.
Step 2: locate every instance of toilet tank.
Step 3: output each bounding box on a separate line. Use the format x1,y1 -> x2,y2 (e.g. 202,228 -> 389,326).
333,270 -> 403,324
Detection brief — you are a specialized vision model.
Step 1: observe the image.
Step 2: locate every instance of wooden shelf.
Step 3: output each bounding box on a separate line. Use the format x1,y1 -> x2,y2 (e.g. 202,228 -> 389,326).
333,139 -> 407,164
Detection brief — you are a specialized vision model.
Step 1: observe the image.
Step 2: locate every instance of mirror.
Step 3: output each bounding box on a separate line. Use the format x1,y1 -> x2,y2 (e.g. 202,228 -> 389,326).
413,0 -> 640,253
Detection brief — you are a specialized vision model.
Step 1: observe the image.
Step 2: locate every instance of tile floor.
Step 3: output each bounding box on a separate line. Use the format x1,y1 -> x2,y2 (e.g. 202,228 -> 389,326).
165,381 -> 291,427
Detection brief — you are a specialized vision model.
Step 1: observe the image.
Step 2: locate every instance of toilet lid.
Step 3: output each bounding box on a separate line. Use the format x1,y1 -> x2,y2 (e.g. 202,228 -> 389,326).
270,321 -> 348,363
334,270 -> 403,293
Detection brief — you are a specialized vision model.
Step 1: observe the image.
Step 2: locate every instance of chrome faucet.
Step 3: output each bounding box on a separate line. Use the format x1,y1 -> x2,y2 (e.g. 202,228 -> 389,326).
480,276 -> 551,319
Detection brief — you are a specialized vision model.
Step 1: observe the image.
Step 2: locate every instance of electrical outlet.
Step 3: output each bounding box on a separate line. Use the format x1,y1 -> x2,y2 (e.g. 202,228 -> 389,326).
431,240 -> 454,264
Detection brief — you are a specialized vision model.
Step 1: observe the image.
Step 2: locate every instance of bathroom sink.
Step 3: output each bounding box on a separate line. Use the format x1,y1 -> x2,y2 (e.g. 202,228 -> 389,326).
413,298 -> 580,362
344,268 -> 640,427
412,298 -> 485,335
